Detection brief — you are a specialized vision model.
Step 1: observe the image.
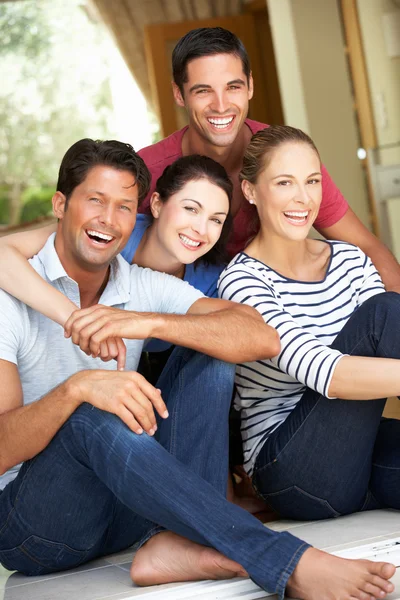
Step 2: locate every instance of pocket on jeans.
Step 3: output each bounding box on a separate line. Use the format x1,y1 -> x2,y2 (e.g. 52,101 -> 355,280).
260,485 -> 341,521
0,535 -> 90,575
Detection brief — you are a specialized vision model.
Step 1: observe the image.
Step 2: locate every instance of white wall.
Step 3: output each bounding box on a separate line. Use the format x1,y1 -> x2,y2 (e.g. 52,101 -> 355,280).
267,0 -> 370,228
357,0 -> 400,165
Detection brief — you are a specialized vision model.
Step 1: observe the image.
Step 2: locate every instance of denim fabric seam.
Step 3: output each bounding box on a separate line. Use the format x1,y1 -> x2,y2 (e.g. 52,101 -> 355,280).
360,489 -> 378,512
263,485 -> 341,518
169,350 -> 193,458
253,393 -> 326,473
276,541 -> 310,600
0,458 -> 38,540
135,525 -> 164,551
254,330 -> 379,475
7,535 -> 90,570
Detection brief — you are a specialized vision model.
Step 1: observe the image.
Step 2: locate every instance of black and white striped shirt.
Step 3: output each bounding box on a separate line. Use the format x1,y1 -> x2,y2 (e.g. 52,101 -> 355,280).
218,241 -> 385,474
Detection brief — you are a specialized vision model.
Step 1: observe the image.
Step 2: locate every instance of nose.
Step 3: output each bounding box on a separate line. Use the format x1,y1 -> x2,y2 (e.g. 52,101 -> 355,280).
99,203 -> 117,228
210,90 -> 229,114
192,216 -> 208,238
295,185 -> 311,205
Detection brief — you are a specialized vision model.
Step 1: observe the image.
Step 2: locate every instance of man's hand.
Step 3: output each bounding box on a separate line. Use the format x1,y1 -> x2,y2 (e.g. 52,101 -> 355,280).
68,369 -> 169,435
64,306 -> 153,366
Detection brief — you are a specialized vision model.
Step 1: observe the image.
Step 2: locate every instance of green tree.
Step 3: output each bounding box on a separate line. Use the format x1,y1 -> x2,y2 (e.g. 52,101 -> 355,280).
0,0 -> 116,224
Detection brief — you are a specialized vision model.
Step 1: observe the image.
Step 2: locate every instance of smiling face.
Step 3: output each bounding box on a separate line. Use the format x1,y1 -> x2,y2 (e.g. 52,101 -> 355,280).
150,177 -> 229,265
173,53 -> 253,149
243,142 -> 322,242
53,165 -> 138,272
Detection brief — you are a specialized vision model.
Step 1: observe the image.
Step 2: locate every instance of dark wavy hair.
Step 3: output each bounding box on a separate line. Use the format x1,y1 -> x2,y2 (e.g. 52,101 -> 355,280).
172,27 -> 251,95
154,155 -> 233,266
57,138 -> 151,208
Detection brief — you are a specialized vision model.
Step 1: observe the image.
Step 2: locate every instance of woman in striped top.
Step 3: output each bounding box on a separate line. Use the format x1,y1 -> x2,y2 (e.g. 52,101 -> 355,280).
219,124 -> 400,523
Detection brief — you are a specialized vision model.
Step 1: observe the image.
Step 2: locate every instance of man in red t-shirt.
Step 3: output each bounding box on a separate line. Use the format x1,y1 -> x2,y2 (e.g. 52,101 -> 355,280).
138,27 -> 400,287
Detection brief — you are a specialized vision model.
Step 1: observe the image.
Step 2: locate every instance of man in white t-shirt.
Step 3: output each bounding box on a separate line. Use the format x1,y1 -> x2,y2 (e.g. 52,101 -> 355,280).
0,139 -> 394,600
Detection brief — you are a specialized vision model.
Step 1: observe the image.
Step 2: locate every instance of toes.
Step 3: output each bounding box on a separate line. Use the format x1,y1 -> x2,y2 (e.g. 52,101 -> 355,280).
373,562 -> 396,580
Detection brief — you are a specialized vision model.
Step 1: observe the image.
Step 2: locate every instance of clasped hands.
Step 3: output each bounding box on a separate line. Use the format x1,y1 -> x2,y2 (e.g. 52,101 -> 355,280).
64,305 -> 153,371
64,305 -> 168,436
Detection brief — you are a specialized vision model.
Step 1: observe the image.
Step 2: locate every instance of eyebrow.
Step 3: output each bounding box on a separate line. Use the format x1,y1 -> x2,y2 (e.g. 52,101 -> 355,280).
189,78 -> 246,93
272,172 -> 322,180
181,198 -> 227,215
87,190 -> 135,203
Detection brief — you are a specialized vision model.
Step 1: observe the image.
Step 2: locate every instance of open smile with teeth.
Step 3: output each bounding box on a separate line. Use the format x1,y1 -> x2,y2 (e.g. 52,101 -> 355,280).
179,234 -> 202,249
86,229 -> 115,244
207,116 -> 234,129
283,210 -> 310,224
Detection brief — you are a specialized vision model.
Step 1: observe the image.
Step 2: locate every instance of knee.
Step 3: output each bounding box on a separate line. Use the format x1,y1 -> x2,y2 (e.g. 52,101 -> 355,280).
363,291 -> 400,314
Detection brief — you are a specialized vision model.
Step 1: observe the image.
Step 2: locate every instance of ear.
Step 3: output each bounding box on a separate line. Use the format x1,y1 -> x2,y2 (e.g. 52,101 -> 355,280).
248,72 -> 254,100
241,180 -> 256,205
150,192 -> 162,219
172,81 -> 185,108
52,192 -> 67,219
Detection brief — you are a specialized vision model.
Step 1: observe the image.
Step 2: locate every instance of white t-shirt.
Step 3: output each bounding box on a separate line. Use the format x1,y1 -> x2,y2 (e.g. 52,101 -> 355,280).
219,241 -> 385,474
0,234 -> 204,489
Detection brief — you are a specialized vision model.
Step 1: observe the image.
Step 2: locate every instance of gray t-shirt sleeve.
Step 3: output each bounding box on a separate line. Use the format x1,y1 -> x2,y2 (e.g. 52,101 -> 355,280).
0,291 -> 26,365
132,266 -> 204,314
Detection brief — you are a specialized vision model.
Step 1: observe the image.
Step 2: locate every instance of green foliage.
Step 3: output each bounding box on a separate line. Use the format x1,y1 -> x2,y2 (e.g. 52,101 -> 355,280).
20,187 -> 54,224
0,188 -> 9,224
0,0 -> 117,225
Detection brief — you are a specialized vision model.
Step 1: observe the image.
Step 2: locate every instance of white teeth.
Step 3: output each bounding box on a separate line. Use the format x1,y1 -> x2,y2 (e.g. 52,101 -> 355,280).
179,234 -> 201,247
87,229 -> 113,241
208,117 -> 233,129
284,211 -> 308,218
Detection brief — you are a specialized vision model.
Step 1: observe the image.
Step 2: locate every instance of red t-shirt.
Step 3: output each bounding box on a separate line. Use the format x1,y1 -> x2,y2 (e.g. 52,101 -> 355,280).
138,119 -> 348,256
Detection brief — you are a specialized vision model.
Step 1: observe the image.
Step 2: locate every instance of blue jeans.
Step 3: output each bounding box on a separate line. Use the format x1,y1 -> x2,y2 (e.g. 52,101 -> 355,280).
253,292 -> 400,520
0,348 -> 308,599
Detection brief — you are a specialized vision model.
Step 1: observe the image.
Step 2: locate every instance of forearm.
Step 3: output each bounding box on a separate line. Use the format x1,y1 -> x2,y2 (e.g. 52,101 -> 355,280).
328,355 -> 400,400
0,246 -> 76,325
358,241 -> 400,292
151,305 -> 280,362
0,379 -> 80,474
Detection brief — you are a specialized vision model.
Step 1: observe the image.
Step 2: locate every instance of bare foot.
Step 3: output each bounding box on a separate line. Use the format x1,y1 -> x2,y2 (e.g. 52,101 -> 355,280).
287,547 -> 396,600
131,531 -> 247,586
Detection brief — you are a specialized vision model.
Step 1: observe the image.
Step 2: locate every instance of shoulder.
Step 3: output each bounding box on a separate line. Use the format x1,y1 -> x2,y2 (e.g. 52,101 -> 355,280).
219,253 -> 274,292
138,128 -> 185,169
185,262 -> 224,297
245,119 -> 269,135
327,240 -> 369,269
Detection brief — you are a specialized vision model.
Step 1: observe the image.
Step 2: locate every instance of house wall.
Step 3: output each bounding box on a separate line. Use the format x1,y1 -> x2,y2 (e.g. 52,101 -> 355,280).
357,0 -> 400,165
266,0 -> 370,228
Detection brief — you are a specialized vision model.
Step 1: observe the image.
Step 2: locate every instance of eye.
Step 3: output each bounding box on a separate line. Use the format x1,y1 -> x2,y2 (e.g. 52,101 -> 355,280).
89,197 -> 101,203
228,85 -> 240,91
211,217 -> 223,225
277,180 -> 291,186
184,206 -> 197,213
120,205 -> 131,212
308,178 -> 321,185
196,89 -> 209,95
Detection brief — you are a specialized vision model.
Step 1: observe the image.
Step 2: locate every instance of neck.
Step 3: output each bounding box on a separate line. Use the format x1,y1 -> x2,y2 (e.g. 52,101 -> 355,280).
133,223 -> 185,279
182,121 -> 252,173
54,234 -> 111,309
248,229 -> 311,278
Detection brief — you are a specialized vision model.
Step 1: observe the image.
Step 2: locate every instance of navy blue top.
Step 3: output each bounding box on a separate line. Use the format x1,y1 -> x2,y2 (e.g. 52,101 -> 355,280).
121,214 -> 224,351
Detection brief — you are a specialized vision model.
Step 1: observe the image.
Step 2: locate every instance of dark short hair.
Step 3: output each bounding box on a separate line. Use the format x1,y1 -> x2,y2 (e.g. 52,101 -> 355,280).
56,138 -> 151,208
155,155 -> 233,266
172,27 -> 251,95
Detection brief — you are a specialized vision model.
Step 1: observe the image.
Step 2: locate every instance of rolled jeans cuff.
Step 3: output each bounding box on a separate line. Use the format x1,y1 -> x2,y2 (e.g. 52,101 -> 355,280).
135,525 -> 165,551
274,534 -> 311,600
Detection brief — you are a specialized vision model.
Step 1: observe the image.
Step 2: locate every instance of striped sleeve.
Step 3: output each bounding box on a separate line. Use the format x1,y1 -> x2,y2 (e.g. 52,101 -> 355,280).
219,265 -> 343,398
355,248 -> 385,306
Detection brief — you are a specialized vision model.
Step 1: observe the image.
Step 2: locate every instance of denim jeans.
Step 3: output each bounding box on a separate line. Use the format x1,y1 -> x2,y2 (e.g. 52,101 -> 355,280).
253,292 -> 400,520
0,347 -> 308,599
